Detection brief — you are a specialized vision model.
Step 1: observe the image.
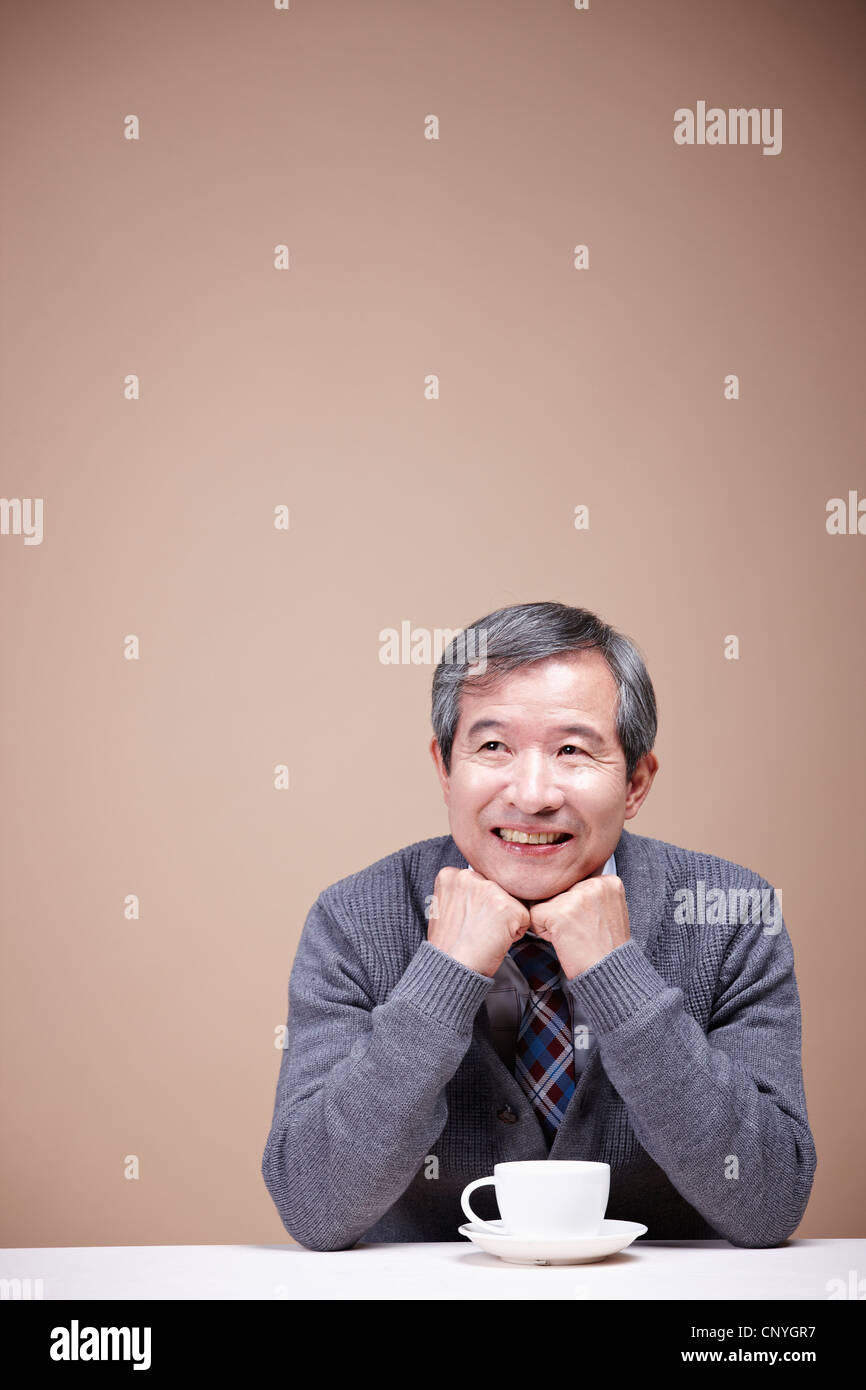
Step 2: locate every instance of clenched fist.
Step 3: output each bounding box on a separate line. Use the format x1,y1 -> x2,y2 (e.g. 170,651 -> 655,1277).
528,873 -> 630,978
427,866 -> 530,978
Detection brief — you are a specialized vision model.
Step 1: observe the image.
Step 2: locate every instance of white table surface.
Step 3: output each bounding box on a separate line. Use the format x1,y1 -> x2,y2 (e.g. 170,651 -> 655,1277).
1,1239 -> 862,1300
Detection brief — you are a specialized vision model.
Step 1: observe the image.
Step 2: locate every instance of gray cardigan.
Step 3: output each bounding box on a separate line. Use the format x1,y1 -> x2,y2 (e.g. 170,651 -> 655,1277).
261,827 -> 817,1250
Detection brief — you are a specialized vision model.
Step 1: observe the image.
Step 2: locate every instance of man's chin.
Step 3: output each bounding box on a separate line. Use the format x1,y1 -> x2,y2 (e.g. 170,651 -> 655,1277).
479,860 -> 584,902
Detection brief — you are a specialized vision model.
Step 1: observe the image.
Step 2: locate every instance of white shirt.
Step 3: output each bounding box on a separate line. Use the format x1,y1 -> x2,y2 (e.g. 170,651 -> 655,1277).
484,851 -> 617,1077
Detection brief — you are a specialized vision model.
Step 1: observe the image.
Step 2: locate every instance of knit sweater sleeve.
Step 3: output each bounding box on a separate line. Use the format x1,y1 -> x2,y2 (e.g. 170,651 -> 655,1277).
261,890 -> 494,1251
566,876 -> 817,1248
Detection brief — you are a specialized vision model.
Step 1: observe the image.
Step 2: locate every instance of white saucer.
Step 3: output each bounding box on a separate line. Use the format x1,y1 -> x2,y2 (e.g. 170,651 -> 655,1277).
457,1218 -> 648,1265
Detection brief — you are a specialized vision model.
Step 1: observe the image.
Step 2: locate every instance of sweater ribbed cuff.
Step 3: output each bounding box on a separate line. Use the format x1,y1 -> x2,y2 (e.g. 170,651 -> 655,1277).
387,940 -> 494,1032
565,939 -> 668,1033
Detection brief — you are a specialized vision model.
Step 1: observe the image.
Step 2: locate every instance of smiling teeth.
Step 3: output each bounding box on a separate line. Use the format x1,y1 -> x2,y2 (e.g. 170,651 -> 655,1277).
497,829 -> 567,844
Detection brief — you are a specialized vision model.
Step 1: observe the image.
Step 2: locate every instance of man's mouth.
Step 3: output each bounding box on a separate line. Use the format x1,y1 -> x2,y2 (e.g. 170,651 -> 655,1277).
491,827 -> 573,846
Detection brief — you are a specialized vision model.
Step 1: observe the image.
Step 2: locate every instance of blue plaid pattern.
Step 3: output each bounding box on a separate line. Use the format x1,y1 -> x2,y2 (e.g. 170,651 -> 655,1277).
508,936 -> 575,1145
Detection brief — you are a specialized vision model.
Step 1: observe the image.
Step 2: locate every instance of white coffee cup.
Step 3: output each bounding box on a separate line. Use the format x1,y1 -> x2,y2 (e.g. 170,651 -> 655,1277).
460,1160 -> 610,1238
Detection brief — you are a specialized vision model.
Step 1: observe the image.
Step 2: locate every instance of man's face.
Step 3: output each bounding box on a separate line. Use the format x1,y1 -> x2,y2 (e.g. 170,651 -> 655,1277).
430,650 -> 658,905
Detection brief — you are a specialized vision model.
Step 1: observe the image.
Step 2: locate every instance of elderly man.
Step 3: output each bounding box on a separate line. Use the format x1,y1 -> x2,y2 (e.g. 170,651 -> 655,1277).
261,601 -> 817,1250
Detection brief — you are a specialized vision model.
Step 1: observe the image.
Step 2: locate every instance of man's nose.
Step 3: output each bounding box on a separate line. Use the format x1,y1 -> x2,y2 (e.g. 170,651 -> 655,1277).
505,754 -> 564,812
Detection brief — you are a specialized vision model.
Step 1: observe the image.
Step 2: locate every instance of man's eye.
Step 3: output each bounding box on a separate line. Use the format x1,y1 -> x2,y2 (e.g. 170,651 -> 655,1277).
479,741 -> 588,755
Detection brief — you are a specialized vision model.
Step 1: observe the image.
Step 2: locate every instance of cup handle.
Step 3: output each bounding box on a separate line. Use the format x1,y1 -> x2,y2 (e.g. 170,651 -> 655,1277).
460,1176 -> 501,1232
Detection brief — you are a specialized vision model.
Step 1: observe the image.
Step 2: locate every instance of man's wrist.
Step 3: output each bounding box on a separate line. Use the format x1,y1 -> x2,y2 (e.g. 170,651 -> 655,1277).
565,940 -> 667,1032
389,940 -> 495,1031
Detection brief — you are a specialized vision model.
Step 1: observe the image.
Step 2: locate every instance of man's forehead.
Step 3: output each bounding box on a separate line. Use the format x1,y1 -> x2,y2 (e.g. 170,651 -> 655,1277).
462,651 -> 613,702
456,655 -> 618,741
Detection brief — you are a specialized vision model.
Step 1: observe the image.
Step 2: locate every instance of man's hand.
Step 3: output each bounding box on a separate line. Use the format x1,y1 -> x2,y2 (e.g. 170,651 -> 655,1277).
427,866 -> 530,978
528,875 -> 630,979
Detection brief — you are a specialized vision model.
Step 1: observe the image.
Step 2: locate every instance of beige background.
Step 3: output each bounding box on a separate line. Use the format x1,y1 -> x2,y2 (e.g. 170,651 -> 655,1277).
1,0 -> 863,1247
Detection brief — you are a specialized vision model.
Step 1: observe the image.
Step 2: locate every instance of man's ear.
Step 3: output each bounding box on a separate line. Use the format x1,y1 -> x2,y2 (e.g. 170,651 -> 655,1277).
624,751 -> 659,820
429,737 -> 450,804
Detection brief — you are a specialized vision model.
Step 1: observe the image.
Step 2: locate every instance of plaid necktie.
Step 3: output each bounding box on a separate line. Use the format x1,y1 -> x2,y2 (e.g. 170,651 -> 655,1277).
508,936 -> 575,1145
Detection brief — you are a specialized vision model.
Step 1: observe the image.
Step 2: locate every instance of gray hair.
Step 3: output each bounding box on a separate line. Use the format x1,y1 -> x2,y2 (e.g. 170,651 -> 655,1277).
431,601 -> 657,782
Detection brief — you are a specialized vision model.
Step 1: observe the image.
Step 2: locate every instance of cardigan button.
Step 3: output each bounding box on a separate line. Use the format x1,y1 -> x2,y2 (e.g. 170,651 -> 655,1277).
497,1105 -> 519,1124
